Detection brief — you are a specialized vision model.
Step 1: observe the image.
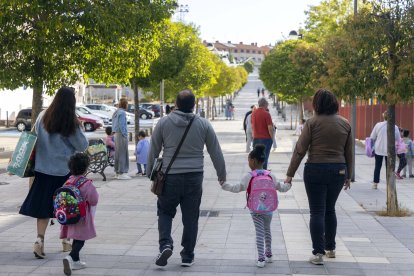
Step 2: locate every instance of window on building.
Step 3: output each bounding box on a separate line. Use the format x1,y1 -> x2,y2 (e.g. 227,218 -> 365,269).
252,50 -> 256,53
241,49 -> 244,53
246,50 -> 250,53
258,51 -> 262,54
234,50 -> 238,53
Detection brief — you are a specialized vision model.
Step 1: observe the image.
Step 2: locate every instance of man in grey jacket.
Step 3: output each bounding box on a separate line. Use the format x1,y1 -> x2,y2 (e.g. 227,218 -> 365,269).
147,89 -> 226,268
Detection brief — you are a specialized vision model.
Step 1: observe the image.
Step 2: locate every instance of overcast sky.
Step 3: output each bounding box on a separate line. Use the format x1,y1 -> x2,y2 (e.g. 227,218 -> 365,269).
175,0 -> 323,46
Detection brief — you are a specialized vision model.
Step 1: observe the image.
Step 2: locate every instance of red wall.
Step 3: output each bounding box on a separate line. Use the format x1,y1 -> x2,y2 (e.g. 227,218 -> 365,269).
339,103 -> 414,140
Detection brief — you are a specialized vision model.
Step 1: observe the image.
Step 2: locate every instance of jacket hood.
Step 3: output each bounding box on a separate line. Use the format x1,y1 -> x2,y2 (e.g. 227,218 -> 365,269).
167,111 -> 195,127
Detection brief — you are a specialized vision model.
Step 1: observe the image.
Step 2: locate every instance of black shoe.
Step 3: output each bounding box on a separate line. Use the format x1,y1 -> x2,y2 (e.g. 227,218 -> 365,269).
181,258 -> 195,267
155,247 -> 173,267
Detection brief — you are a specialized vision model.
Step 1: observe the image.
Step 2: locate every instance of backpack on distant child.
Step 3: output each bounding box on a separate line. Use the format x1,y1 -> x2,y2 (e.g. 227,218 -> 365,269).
365,137 -> 375,158
246,170 -> 278,213
53,176 -> 88,225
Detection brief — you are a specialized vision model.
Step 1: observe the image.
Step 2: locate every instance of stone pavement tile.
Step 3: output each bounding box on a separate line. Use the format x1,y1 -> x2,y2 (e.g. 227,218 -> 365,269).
105,268 -> 146,275
355,256 -> 390,264
290,266 -> 328,275
325,267 -> 365,276
324,261 -> 360,269
143,270 -> 182,276
0,265 -> 38,273
363,270 -> 396,276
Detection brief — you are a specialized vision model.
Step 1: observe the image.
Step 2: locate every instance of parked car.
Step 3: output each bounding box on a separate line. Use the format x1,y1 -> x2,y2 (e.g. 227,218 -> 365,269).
127,104 -> 154,120
14,108 -> 32,131
86,103 -> 135,124
76,111 -> 103,132
76,106 -> 110,125
140,103 -> 160,117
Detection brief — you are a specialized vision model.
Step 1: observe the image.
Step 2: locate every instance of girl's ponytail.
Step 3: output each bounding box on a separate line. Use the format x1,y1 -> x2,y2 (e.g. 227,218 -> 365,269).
249,144 -> 266,163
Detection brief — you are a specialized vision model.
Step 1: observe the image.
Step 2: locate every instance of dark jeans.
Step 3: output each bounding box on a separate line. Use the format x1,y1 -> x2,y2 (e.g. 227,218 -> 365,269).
397,153 -> 407,173
303,163 -> 346,255
157,172 -> 203,260
253,138 -> 273,169
69,240 -> 85,262
374,154 -> 387,183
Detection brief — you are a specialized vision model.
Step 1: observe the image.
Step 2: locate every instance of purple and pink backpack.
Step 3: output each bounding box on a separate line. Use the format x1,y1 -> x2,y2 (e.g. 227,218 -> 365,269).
246,170 -> 278,213
365,137 -> 375,158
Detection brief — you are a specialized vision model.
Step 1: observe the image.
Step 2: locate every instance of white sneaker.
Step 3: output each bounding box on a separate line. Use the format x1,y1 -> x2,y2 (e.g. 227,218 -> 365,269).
63,256 -> 73,276
325,250 -> 335,258
114,174 -> 119,179
72,260 -> 86,270
372,182 -> 378,189
309,253 -> 324,265
117,173 -> 132,180
265,255 -> 273,263
256,259 -> 265,268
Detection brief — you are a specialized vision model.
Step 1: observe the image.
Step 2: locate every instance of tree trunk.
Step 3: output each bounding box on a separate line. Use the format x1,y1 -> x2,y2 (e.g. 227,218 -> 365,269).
299,98 -> 304,122
206,97 -> 211,120
31,57 -> 44,123
212,97 -> 215,121
290,104 -> 293,130
196,98 -> 199,114
386,104 -> 398,213
132,79 -> 140,144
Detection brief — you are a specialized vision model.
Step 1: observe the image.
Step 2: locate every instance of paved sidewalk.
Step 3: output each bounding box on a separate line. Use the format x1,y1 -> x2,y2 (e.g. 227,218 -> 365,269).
1,73 -> 414,275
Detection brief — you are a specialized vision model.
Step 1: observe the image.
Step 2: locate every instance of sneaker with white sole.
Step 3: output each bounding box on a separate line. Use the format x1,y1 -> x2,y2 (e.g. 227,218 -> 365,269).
325,250 -> 335,258
33,238 -> 45,259
372,182 -> 378,189
256,258 -> 265,268
309,253 -> 324,265
117,173 -> 132,180
63,255 -> 73,276
155,247 -> 173,267
181,258 -> 195,267
265,255 -> 273,263
72,260 -> 86,270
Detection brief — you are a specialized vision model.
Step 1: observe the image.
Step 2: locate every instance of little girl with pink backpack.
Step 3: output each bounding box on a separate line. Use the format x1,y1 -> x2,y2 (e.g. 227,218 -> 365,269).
221,144 -> 291,268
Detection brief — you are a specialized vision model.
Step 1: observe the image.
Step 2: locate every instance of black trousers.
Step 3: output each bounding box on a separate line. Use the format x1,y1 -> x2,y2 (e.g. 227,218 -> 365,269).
157,172 -> 203,261
69,240 -> 85,261
303,163 -> 346,255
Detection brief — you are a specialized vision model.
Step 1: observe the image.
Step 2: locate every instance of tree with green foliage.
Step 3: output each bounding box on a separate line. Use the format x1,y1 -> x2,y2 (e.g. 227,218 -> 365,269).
0,0 -> 176,123
243,61 -> 254,73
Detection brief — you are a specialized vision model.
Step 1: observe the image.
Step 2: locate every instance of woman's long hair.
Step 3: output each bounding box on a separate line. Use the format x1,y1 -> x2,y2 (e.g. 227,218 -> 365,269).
43,87 -> 79,137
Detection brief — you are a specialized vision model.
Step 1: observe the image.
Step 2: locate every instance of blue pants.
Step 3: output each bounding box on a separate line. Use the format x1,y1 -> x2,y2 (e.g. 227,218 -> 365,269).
157,172 -> 203,260
303,163 -> 346,255
253,138 -> 273,169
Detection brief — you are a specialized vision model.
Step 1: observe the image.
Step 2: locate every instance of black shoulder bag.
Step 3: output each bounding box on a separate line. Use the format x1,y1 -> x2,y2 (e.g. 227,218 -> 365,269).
151,116 -> 195,195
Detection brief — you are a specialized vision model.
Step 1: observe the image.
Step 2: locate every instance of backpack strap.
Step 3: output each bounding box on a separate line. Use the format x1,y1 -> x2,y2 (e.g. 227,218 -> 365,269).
66,176 -> 89,189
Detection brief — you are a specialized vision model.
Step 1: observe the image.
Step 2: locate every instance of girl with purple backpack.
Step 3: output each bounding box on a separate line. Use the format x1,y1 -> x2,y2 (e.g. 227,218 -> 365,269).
221,144 -> 291,268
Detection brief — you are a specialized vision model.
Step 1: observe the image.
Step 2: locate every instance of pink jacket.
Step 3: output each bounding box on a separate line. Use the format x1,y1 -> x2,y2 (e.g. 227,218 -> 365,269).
60,176 -> 99,241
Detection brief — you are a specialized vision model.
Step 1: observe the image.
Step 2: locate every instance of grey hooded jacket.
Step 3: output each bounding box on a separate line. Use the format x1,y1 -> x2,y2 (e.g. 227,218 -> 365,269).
147,111 -> 226,182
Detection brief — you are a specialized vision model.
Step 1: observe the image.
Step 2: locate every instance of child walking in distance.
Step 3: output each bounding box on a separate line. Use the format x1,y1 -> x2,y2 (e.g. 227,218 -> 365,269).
221,144 -> 291,268
402,129 -> 414,178
60,153 -> 99,276
135,130 -> 150,176
105,126 -> 115,158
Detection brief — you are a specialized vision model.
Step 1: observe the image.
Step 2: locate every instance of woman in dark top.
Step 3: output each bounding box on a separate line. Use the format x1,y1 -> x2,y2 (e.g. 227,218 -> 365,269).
285,89 -> 353,265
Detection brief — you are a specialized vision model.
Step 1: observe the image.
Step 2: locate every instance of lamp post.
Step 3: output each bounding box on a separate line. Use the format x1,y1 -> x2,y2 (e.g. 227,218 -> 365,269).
178,4 -> 189,22
350,0 -> 357,182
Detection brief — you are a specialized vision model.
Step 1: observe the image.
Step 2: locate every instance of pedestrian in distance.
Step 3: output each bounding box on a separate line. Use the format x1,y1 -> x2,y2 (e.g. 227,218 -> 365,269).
221,144 -> 291,268
369,111 -> 401,189
19,86 -> 89,259
251,98 -> 274,169
285,89 -> 353,265
135,130 -> 150,176
245,106 -> 256,153
402,129 -> 414,178
224,100 -> 232,120
105,126 -> 115,158
112,98 -> 131,180
61,153 -> 99,276
395,129 -> 408,179
261,88 -> 265,97
257,88 -> 260,98
243,105 -> 255,140
147,89 -> 226,268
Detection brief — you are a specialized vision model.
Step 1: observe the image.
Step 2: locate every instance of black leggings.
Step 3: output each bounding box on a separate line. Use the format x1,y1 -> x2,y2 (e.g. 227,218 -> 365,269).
397,153 -> 407,173
69,240 -> 85,261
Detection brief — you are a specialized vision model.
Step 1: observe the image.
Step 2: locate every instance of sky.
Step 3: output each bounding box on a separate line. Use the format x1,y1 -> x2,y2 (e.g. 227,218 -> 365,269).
175,0 -> 323,46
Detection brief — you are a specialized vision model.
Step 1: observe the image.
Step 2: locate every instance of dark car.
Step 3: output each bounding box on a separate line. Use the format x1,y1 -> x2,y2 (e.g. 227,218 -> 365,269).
127,104 -> 154,119
141,103 -> 160,117
14,109 -> 32,132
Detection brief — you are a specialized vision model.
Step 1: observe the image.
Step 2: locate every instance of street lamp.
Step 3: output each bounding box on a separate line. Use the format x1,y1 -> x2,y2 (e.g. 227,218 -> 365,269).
178,4 -> 189,22
288,30 -> 303,40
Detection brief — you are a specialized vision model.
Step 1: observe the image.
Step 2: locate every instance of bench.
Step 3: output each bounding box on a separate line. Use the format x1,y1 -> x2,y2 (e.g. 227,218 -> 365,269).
86,139 -> 112,181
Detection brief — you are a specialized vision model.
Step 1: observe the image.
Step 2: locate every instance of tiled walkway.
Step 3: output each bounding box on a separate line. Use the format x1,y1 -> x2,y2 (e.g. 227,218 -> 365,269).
1,73 -> 414,275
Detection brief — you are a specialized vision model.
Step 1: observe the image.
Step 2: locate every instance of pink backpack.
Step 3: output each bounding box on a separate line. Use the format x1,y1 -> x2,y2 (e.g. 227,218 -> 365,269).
246,170 -> 278,213
396,138 -> 407,154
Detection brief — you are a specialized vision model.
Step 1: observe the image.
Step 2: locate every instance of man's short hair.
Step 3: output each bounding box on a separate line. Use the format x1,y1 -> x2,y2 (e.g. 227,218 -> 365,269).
258,98 -> 268,107
176,89 -> 195,113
